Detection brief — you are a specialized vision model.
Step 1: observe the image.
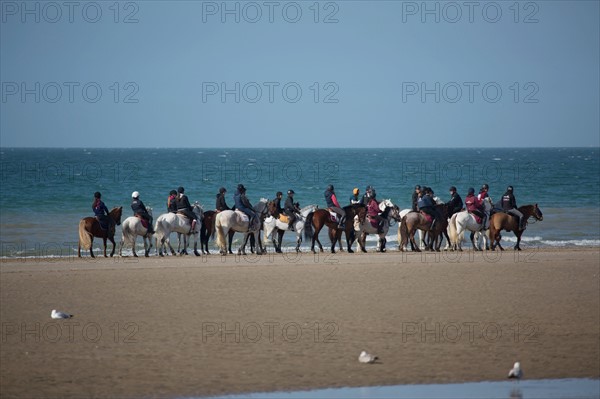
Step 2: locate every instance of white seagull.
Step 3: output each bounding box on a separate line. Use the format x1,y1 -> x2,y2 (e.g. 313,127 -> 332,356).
508,362 -> 523,379
358,350 -> 378,364
51,309 -> 72,319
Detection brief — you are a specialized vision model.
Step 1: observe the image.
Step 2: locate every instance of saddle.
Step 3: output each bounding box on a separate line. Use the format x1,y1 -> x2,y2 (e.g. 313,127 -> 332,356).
367,215 -> 380,229
468,212 -> 482,224
327,209 -> 339,223
95,216 -> 110,231
420,211 -> 433,224
135,214 -> 149,229
278,214 -> 289,224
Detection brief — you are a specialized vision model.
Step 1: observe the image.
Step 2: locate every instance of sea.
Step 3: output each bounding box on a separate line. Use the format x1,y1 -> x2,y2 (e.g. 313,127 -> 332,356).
1,147 -> 599,258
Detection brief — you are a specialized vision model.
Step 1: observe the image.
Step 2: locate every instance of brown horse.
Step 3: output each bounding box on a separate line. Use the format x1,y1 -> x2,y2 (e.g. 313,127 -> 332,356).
200,210 -> 217,255
305,208 -> 345,253
331,204 -> 367,253
399,204 -> 449,252
489,204 -> 543,251
78,207 -> 123,258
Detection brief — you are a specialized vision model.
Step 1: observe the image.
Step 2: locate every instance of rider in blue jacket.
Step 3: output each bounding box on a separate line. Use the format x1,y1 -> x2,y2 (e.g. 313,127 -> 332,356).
234,184 -> 256,225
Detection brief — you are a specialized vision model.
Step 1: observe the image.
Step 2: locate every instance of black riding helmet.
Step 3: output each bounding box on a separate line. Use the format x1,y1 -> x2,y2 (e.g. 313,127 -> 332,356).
94,191 -> 101,198
327,184 -> 334,191
237,184 -> 246,192
178,186 -> 185,194
507,186 -> 514,192
481,184 -> 489,190
219,187 -> 226,194
468,187 -> 475,195
169,189 -> 177,196
449,186 -> 457,192
288,190 -> 295,195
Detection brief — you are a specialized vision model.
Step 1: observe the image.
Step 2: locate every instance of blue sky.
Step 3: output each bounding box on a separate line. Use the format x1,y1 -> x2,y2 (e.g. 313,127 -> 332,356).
1,0 -> 599,147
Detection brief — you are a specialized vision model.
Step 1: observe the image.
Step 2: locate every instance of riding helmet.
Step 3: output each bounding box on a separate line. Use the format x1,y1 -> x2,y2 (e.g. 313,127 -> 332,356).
276,191 -> 283,197
468,187 -> 475,195
449,186 -> 457,192
327,184 -> 334,191
94,191 -> 101,198
353,188 -> 359,195
237,184 -> 246,192
482,184 -> 489,190
219,187 -> 226,194
415,185 -> 421,190
132,191 -> 140,199
178,186 -> 185,193
169,190 -> 177,196
288,190 -> 295,195
507,186 -> 514,192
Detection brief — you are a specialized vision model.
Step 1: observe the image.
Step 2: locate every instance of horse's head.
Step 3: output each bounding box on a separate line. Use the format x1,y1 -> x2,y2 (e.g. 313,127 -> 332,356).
192,202 -> 204,219
378,199 -> 394,212
110,207 -> 123,226
533,203 -> 543,221
482,197 -> 493,211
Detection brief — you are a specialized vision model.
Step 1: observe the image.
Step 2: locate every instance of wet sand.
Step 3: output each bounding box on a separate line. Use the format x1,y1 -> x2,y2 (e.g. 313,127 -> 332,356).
1,247 -> 599,398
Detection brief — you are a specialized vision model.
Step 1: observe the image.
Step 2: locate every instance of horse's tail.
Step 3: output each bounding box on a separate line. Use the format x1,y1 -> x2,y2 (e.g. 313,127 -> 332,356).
448,213 -> 458,245
304,212 -> 314,240
215,214 -> 226,250
399,215 -> 409,248
78,219 -> 92,250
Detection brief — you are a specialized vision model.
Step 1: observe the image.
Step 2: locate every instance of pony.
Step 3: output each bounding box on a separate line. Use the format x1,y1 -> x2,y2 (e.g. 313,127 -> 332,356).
304,204 -> 363,254
447,197 -> 493,251
263,204 -> 319,253
215,199 -> 269,255
355,199 -> 400,252
489,204 -> 543,250
78,207 -> 123,258
154,203 -> 203,256
119,208 -> 153,257
399,204 -> 450,252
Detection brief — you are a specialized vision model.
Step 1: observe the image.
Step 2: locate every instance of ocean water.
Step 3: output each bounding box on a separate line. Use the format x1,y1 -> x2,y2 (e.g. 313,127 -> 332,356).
0,148 -> 598,257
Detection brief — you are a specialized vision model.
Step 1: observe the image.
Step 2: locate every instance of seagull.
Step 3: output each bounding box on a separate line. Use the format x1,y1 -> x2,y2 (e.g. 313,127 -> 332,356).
508,362 -> 523,379
51,309 -> 72,319
358,350 -> 378,364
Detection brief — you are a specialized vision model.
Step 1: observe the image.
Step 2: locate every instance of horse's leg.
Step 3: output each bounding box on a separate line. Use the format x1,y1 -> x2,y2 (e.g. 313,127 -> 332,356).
470,231 -> 479,251
359,231 -> 367,253
228,230 -> 235,254
514,231 -> 522,251
102,237 -> 108,257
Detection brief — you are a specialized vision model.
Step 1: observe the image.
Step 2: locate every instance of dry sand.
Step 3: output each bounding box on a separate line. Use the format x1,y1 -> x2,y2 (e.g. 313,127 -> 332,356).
1,247 -> 599,398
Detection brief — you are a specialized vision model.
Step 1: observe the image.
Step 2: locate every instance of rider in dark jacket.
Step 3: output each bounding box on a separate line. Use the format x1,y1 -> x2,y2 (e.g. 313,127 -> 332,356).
284,190 -> 300,231
501,186 -> 525,230
176,186 -> 197,230
92,191 -> 114,230
131,191 -> 154,233
417,188 -> 438,229
215,187 -> 230,211
272,192 -> 283,217
412,185 -> 421,211
234,184 -> 256,225
359,185 -> 373,206
446,186 -> 463,217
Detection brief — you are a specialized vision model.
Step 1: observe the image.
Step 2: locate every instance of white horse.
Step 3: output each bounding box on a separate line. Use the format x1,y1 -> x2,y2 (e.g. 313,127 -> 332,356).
263,204 -> 318,253
448,197 -> 493,251
154,203 -> 203,256
355,199 -> 400,252
119,208 -> 153,257
215,199 -> 268,256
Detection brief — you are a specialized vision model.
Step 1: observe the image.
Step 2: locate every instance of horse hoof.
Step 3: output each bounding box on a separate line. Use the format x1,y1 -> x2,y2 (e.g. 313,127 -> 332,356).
348,249 -> 354,253
194,251 -> 200,256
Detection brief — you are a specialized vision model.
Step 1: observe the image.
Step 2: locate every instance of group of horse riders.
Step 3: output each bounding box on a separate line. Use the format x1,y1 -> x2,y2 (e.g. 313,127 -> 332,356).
91,181 -> 526,240
410,184 -> 527,231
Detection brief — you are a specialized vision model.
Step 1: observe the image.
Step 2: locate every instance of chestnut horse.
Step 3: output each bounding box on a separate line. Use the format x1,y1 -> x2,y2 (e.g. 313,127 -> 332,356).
330,204 -> 367,253
78,207 -> 123,258
305,204 -> 366,253
399,204 -> 450,252
489,204 -> 543,250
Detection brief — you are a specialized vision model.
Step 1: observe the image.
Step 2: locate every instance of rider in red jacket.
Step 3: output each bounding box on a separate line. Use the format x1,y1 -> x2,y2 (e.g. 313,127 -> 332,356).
465,187 -> 485,221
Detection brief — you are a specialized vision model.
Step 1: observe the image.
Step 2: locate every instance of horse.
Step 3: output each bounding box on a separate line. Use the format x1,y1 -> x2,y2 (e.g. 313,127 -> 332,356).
263,204 -> 319,253
200,210 -> 217,255
399,204 -> 450,252
119,208 -> 153,257
489,204 -> 543,251
397,208 -> 425,251
355,199 -> 400,252
215,199 -> 269,256
154,203 -> 203,256
448,198 -> 493,251
78,207 -> 123,258
304,205 -> 352,254
330,204 -> 368,253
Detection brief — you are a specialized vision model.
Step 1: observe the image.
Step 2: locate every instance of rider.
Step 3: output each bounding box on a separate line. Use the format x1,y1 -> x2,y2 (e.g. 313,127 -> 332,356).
465,187 -> 485,223
359,185 -> 373,206
367,191 -> 385,234
478,184 -> 490,201
324,184 -> 346,229
272,191 -> 283,217
349,188 -> 360,204
167,190 -> 178,213
412,185 -> 421,211
447,186 -> 463,216
234,184 -> 257,227
215,187 -> 230,212
284,189 -> 300,231
176,186 -> 197,231
92,191 -> 114,230
501,186 -> 525,230
131,191 -> 154,234
417,187 -> 438,229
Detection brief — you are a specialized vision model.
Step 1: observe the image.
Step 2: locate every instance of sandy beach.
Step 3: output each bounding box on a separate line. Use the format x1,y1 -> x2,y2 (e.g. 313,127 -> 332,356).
1,247 -> 599,398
